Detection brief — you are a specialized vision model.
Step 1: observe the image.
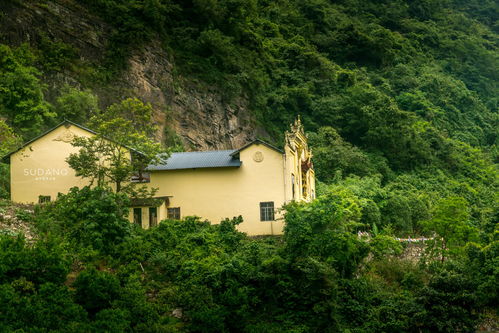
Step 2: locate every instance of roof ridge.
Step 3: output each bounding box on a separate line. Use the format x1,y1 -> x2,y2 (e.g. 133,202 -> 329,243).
2,120 -> 146,162
230,139 -> 283,156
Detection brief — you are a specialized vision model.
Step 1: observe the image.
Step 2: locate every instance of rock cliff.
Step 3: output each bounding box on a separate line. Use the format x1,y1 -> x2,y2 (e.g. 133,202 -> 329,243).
0,0 -> 262,150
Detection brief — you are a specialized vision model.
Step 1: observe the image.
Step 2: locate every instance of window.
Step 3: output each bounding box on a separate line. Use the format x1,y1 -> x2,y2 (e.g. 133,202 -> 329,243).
149,207 -> 158,228
133,208 -> 142,226
131,172 -> 150,183
260,202 -> 275,221
167,207 -> 181,220
38,195 -> 51,204
291,174 -> 295,200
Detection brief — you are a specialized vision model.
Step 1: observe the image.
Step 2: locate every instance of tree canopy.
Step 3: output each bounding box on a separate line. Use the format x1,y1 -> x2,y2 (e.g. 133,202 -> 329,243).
66,98 -> 168,194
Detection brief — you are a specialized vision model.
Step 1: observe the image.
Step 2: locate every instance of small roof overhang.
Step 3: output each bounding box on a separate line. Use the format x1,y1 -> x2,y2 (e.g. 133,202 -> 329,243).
130,196 -> 171,207
229,139 -> 284,157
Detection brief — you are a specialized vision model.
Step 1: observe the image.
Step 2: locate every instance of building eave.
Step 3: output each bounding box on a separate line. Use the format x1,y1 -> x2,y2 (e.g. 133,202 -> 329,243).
229,139 -> 284,157
1,119 -> 145,163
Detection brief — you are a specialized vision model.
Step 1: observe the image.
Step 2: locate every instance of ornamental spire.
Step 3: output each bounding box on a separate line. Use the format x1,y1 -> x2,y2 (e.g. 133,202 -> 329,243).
290,115 -> 304,135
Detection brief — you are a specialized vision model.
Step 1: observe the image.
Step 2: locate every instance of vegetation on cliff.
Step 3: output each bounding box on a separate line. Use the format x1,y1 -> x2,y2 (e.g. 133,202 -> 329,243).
0,0 -> 497,331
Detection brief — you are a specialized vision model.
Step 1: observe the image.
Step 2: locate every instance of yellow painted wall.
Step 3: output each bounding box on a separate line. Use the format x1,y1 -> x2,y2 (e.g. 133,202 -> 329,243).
9,121 -> 316,236
10,124 -> 92,203
149,143 -> 287,235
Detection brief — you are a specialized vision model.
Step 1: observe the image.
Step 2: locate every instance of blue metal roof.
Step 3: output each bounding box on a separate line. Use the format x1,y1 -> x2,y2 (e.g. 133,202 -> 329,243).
148,150 -> 242,171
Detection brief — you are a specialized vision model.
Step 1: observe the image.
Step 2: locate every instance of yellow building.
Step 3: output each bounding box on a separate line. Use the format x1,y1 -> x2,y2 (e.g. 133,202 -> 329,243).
5,118 -> 315,235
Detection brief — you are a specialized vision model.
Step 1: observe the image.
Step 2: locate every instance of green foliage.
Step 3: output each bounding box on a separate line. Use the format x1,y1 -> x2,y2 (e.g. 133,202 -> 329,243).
35,186 -> 132,255
0,44 -> 54,137
418,264 -> 480,332
0,0 -> 497,331
0,235 -> 70,285
74,268 -> 120,315
0,120 -> 21,198
308,127 -> 377,181
0,119 -> 21,157
76,0 -> 496,162
283,191 -> 369,277
0,165 -> 9,200
423,197 -> 479,261
67,98 -> 168,193
36,33 -> 79,72
2,188 -> 496,332
0,281 -> 89,332
463,241 -> 499,309
54,85 -> 99,124
370,235 -> 404,259
0,233 -> 175,332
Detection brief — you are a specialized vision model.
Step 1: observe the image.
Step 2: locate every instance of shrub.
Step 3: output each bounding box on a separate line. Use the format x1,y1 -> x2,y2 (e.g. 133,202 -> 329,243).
0,235 -> 70,285
36,186 -> 132,255
73,268 -> 120,315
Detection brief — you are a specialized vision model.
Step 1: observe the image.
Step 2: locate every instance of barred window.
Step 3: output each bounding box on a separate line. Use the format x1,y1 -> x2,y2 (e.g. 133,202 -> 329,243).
167,207 -> 181,220
133,208 -> 142,226
260,202 -> 275,221
131,172 -> 150,183
149,207 -> 158,228
38,195 -> 51,204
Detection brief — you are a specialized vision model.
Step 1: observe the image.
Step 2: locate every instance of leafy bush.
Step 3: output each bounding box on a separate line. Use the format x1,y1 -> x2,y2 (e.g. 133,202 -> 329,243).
73,268 -> 120,315
36,186 -> 132,255
0,235 -> 70,285
54,85 -> 99,124
284,191 -> 368,277
418,265 -> 480,332
370,235 -> 404,259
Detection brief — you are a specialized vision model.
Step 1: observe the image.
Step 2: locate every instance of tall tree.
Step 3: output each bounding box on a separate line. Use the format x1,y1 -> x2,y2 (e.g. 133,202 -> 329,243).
0,44 -> 54,137
54,86 -> 99,124
423,196 -> 479,262
66,98 -> 168,194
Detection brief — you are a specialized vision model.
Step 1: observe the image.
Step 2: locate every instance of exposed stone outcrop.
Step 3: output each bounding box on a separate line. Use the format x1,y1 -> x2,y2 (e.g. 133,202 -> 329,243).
0,202 -> 36,242
121,43 -> 256,150
0,0 -> 262,151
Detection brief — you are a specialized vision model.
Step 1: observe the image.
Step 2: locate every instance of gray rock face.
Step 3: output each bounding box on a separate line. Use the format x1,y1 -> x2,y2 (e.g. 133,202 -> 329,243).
122,44 -> 256,150
0,0 -> 262,151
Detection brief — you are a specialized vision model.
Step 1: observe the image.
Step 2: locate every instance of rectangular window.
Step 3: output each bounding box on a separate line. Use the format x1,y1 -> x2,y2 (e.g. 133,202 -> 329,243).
131,172 -> 150,183
167,207 -> 181,220
260,202 -> 275,221
133,208 -> 142,226
38,195 -> 51,204
149,207 -> 158,228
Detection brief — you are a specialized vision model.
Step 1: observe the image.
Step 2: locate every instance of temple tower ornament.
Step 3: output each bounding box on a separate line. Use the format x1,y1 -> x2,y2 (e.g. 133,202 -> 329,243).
284,116 -> 315,202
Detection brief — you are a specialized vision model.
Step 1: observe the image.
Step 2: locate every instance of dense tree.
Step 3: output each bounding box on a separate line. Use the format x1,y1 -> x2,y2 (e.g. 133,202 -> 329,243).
0,120 -> 21,157
35,186 -> 132,255
54,86 -> 99,124
0,44 -> 54,137
423,197 -> 479,262
66,98 -> 168,193
0,0 -> 497,331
